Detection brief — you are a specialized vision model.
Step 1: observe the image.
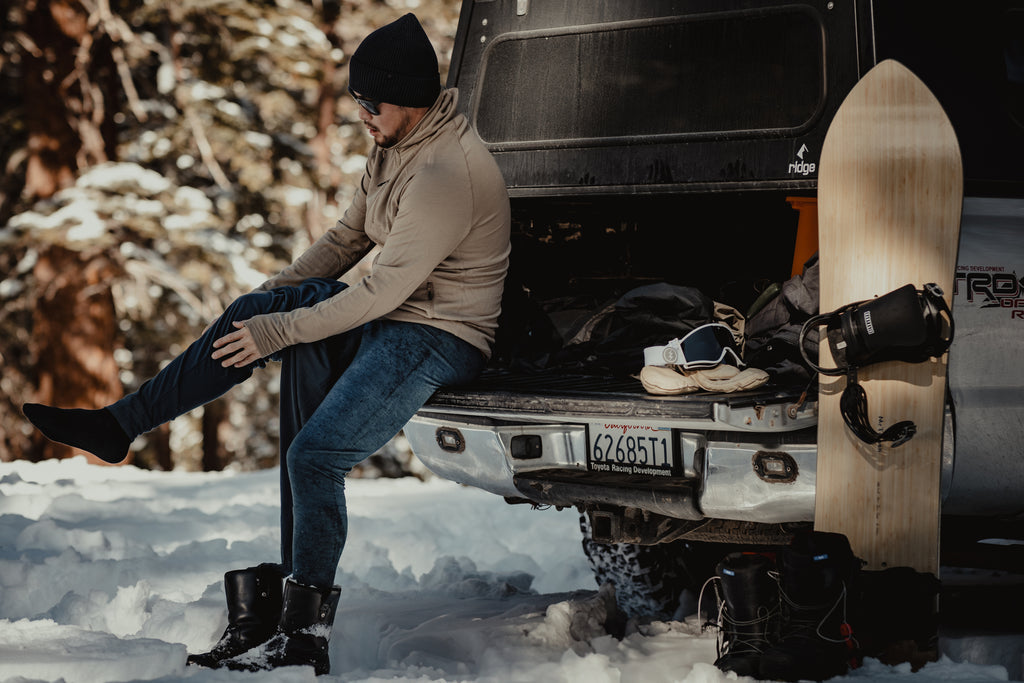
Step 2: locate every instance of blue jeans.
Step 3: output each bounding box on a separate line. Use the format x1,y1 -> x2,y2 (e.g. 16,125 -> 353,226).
108,278 -> 485,588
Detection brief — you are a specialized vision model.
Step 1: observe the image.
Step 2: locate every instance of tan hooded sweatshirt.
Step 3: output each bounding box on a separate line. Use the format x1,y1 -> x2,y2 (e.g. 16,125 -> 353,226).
245,89 -> 511,359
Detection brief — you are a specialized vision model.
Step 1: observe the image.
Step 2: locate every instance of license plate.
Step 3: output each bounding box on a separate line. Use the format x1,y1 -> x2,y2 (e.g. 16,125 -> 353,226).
587,423 -> 678,477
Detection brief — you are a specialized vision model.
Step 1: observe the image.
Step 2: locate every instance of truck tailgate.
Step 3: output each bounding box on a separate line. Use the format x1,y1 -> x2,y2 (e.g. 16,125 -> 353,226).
422,369 -> 814,430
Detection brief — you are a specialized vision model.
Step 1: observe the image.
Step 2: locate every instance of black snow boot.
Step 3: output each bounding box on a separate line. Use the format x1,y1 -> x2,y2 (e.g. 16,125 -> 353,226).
187,563 -> 284,668
227,577 -> 342,676
759,531 -> 861,682
712,552 -> 780,677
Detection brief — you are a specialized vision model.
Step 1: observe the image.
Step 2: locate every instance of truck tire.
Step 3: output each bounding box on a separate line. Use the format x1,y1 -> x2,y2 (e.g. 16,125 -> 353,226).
579,513 -> 718,619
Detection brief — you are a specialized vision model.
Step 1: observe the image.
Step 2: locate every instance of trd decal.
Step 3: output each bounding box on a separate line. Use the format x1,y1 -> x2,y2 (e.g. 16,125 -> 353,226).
954,266 -> 1024,318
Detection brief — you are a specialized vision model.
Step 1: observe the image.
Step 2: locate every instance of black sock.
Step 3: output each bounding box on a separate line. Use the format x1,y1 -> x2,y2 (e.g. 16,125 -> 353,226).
22,404 -> 131,464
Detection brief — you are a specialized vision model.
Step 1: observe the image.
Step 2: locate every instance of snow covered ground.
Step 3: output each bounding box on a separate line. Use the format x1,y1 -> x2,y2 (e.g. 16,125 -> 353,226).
0,456 -> 1019,682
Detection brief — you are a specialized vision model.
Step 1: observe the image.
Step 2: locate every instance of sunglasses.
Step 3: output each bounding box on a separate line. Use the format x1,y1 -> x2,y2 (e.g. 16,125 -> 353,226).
643,323 -> 744,370
348,86 -> 381,116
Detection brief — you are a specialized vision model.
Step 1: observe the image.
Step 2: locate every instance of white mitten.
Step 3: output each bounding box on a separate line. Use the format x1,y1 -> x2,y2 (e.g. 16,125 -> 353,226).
691,366 -> 770,392
639,365 -> 701,395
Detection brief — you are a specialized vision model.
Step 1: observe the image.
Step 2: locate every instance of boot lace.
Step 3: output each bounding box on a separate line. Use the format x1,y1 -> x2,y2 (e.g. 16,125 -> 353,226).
777,578 -> 858,649
698,575 -> 779,658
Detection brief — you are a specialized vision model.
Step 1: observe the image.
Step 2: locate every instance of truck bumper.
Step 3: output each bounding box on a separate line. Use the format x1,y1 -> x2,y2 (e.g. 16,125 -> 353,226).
404,415 -> 819,523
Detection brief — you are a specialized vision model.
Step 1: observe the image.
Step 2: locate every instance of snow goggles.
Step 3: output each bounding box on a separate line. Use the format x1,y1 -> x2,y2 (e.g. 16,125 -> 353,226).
348,86 -> 381,116
643,323 -> 744,370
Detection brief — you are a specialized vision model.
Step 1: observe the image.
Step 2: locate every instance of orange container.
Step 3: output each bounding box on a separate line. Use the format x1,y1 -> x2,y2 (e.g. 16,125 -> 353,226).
787,196 -> 819,276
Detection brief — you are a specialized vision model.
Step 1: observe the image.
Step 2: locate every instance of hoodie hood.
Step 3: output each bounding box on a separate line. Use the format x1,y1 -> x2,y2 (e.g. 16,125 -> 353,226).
391,88 -> 459,152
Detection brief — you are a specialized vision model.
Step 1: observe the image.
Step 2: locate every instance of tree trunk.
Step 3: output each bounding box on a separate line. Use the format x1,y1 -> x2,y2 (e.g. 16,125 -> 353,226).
30,245 -> 126,465
306,0 -> 343,242
201,399 -> 227,471
152,423 -> 173,471
19,1 -> 128,465
22,0 -> 81,199
22,0 -> 118,201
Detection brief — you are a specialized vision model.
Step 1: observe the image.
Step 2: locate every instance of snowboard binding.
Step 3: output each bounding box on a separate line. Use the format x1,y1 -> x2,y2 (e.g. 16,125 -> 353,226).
799,283 -> 954,447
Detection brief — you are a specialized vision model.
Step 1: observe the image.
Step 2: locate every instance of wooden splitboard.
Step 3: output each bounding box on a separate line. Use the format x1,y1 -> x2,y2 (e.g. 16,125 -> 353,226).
814,60 -> 963,575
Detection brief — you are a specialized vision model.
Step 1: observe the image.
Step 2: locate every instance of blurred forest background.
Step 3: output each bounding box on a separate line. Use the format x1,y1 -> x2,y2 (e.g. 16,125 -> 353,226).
0,0 -> 460,471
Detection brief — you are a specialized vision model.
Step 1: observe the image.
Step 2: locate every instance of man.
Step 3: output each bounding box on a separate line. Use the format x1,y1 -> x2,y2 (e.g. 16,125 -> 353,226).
23,13 -> 511,675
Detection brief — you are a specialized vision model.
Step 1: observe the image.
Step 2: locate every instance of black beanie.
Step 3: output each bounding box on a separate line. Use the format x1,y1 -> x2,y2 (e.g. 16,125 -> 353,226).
349,13 -> 440,108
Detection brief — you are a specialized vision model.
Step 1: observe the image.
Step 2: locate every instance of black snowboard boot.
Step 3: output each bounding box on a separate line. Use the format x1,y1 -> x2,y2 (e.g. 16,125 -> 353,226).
759,531 -> 861,682
713,552 -> 780,677
227,578 -> 342,676
856,566 -> 940,668
187,563 -> 284,668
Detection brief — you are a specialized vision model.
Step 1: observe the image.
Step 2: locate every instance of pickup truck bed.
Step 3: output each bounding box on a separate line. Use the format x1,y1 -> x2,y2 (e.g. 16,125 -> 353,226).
426,369 -> 808,422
